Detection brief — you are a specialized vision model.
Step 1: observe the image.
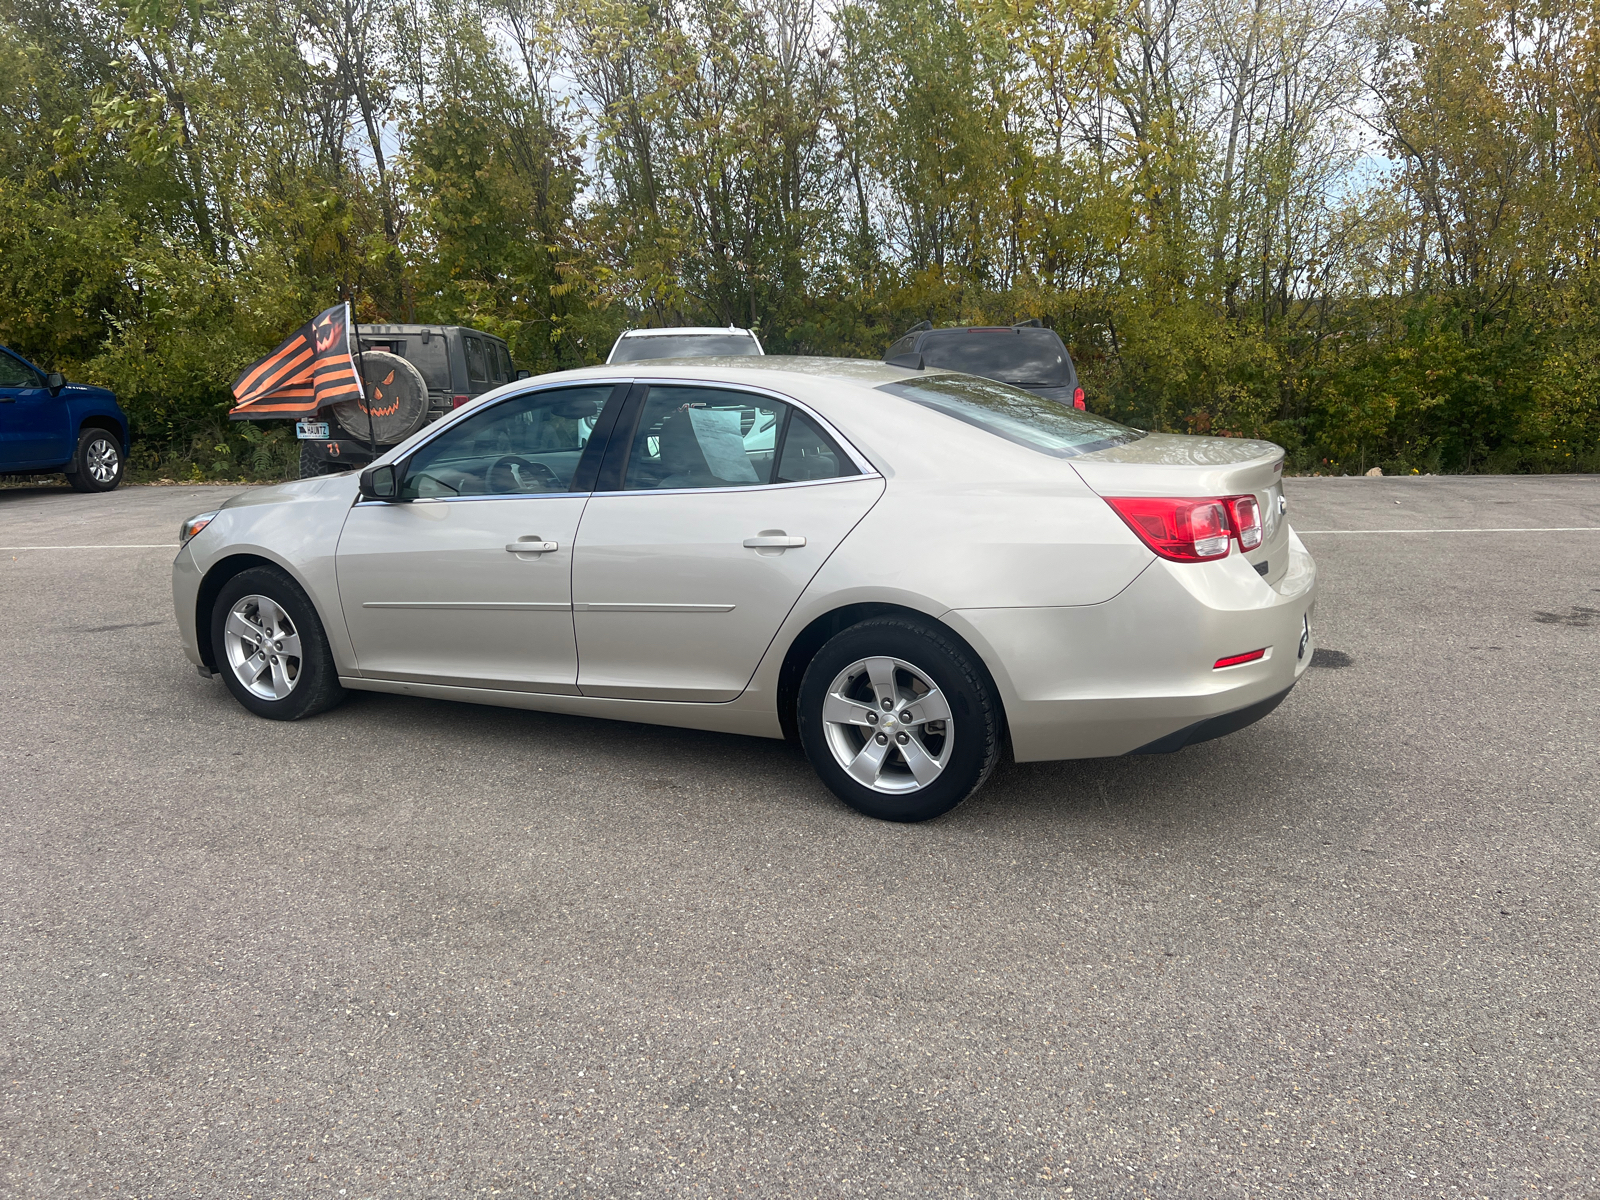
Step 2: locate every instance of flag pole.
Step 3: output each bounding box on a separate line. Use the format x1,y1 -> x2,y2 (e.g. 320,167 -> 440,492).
348,297 -> 377,461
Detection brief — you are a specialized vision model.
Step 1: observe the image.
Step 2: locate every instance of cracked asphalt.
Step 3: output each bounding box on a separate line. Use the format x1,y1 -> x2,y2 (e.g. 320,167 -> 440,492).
2,474 -> 1597,1199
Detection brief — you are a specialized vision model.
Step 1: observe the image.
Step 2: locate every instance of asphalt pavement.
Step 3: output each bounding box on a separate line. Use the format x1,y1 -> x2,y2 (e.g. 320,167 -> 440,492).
2,474 -> 1597,1199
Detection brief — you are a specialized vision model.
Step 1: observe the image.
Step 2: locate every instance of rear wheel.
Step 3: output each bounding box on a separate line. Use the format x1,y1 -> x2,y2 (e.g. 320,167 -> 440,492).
210,566 -> 346,720
65,428 -> 123,492
797,617 -> 1002,822
299,441 -> 348,478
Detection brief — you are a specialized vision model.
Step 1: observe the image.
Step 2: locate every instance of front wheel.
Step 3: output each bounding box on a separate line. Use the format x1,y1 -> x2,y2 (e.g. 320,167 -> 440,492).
210,566 -> 346,720
66,428 -> 123,492
797,617 -> 1002,822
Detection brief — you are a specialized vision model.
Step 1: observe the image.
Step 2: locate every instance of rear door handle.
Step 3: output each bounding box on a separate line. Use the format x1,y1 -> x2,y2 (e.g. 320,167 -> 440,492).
506,540 -> 559,554
743,535 -> 806,548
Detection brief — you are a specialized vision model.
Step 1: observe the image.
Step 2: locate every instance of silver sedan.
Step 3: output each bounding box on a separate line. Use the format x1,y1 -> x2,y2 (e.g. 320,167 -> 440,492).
173,358 -> 1317,822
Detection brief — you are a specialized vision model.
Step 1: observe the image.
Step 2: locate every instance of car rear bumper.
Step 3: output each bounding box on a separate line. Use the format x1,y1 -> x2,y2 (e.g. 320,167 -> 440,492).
948,529 -> 1317,762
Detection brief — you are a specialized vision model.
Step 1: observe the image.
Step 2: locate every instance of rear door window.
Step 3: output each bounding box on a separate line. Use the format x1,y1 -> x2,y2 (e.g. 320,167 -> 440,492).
622,387 -> 781,489
619,386 -> 857,490
884,334 -> 919,364
464,336 -> 489,385
776,413 -> 850,482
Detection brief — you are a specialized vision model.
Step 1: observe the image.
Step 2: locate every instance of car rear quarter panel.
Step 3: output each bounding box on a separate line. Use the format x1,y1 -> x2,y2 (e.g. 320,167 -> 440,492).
949,529 -> 1318,761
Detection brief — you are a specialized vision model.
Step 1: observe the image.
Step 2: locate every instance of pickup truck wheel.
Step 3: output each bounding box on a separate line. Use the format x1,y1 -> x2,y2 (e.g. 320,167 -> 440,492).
210,566 -> 346,720
66,429 -> 123,492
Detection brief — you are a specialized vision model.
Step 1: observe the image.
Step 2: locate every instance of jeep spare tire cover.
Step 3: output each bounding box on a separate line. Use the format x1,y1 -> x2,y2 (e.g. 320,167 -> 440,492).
330,351 -> 429,444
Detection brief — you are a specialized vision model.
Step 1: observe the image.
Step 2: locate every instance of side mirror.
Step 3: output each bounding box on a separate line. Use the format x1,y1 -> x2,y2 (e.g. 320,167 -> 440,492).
45,372 -> 64,394
358,463 -> 403,501
515,370 -> 531,381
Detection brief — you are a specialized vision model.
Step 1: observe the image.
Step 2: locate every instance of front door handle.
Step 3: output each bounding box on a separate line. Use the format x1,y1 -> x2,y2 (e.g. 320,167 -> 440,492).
506,539 -> 559,555
743,535 -> 806,549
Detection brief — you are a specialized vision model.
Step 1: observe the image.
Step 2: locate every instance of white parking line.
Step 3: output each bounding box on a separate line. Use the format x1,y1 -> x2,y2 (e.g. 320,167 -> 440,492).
1298,527 -> 1600,534
1,544 -> 180,550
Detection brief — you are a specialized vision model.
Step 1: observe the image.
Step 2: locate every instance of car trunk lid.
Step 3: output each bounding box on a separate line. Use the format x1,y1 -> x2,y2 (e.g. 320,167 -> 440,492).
1070,433 -> 1289,583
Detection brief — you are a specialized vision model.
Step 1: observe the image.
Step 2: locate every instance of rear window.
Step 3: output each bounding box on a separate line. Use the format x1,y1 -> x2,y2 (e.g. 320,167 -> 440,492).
610,333 -> 761,363
878,375 -> 1141,458
915,328 -> 1072,387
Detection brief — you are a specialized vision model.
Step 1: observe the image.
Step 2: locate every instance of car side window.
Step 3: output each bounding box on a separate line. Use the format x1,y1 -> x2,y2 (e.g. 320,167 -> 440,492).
776,412 -> 854,483
464,336 -> 489,385
399,386 -> 610,499
885,334 -> 918,363
622,386 -> 786,490
0,351 -> 41,388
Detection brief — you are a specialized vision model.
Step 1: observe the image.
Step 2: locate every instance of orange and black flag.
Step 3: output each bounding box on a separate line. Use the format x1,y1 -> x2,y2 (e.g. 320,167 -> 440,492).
229,303 -> 364,420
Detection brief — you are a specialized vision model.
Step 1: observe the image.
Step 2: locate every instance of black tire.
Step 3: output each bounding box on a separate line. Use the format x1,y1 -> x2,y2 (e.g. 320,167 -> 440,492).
65,427 -> 123,492
330,350 -> 430,442
210,565 -> 346,720
299,441 -> 331,478
797,617 -> 1002,822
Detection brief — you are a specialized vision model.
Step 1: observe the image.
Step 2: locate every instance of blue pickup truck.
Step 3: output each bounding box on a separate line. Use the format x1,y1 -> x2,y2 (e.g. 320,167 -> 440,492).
0,345 -> 129,491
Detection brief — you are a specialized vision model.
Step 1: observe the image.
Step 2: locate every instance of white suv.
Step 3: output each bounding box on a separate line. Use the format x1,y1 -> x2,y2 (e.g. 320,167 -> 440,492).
606,326 -> 764,364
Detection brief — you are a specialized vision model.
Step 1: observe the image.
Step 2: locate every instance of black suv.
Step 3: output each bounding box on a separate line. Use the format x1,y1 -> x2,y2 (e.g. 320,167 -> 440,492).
884,321 -> 1084,410
253,324 -> 521,477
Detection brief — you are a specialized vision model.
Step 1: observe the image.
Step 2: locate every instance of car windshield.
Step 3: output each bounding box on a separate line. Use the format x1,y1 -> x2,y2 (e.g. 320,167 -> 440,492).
915,328 -> 1070,387
878,375 -> 1142,458
610,333 -> 761,363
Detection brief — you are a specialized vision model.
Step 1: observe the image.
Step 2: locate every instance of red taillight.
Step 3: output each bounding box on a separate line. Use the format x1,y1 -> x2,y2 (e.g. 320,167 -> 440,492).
1104,494 -> 1264,562
452,394 -> 471,408
1228,495 -> 1262,550
1214,648 -> 1266,669
1104,496 -> 1234,561
1073,386 -> 1085,410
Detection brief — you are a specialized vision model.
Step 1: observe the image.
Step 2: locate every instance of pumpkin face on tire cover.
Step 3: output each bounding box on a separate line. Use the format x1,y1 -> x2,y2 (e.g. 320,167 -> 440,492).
330,350 -> 430,443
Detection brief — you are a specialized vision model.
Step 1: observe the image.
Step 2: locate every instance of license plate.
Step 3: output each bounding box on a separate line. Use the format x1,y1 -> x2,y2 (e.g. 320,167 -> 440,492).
295,421 -> 330,440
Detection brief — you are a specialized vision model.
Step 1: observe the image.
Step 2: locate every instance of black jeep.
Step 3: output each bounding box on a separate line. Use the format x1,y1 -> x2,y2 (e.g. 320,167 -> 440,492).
274,324 -> 520,478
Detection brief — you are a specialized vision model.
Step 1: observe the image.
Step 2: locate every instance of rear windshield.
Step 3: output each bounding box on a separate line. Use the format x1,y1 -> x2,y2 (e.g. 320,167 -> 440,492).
915,328 -> 1071,387
878,375 -> 1142,458
610,333 -> 761,363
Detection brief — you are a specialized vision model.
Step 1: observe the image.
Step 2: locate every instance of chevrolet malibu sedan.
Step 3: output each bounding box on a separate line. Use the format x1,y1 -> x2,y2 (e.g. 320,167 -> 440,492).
173,358 -> 1316,822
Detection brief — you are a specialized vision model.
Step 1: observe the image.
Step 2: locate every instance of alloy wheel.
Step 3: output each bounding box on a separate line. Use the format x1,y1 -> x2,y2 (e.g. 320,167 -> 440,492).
87,437 -> 119,483
223,594 -> 302,701
820,656 -> 954,793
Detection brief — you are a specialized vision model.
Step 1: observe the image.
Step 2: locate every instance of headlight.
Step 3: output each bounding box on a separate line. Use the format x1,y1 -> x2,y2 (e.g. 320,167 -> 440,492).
179,510 -> 220,546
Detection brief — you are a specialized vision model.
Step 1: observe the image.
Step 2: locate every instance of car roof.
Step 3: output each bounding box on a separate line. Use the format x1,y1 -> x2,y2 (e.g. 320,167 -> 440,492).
617,326 -> 759,338
917,325 -> 1064,338
533,355 -> 918,388
357,323 -> 505,339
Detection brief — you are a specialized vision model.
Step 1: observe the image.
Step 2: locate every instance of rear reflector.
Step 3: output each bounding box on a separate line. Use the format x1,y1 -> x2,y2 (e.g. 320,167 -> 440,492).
1073,386 -> 1085,410
1214,648 -> 1267,669
452,394 -> 471,408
